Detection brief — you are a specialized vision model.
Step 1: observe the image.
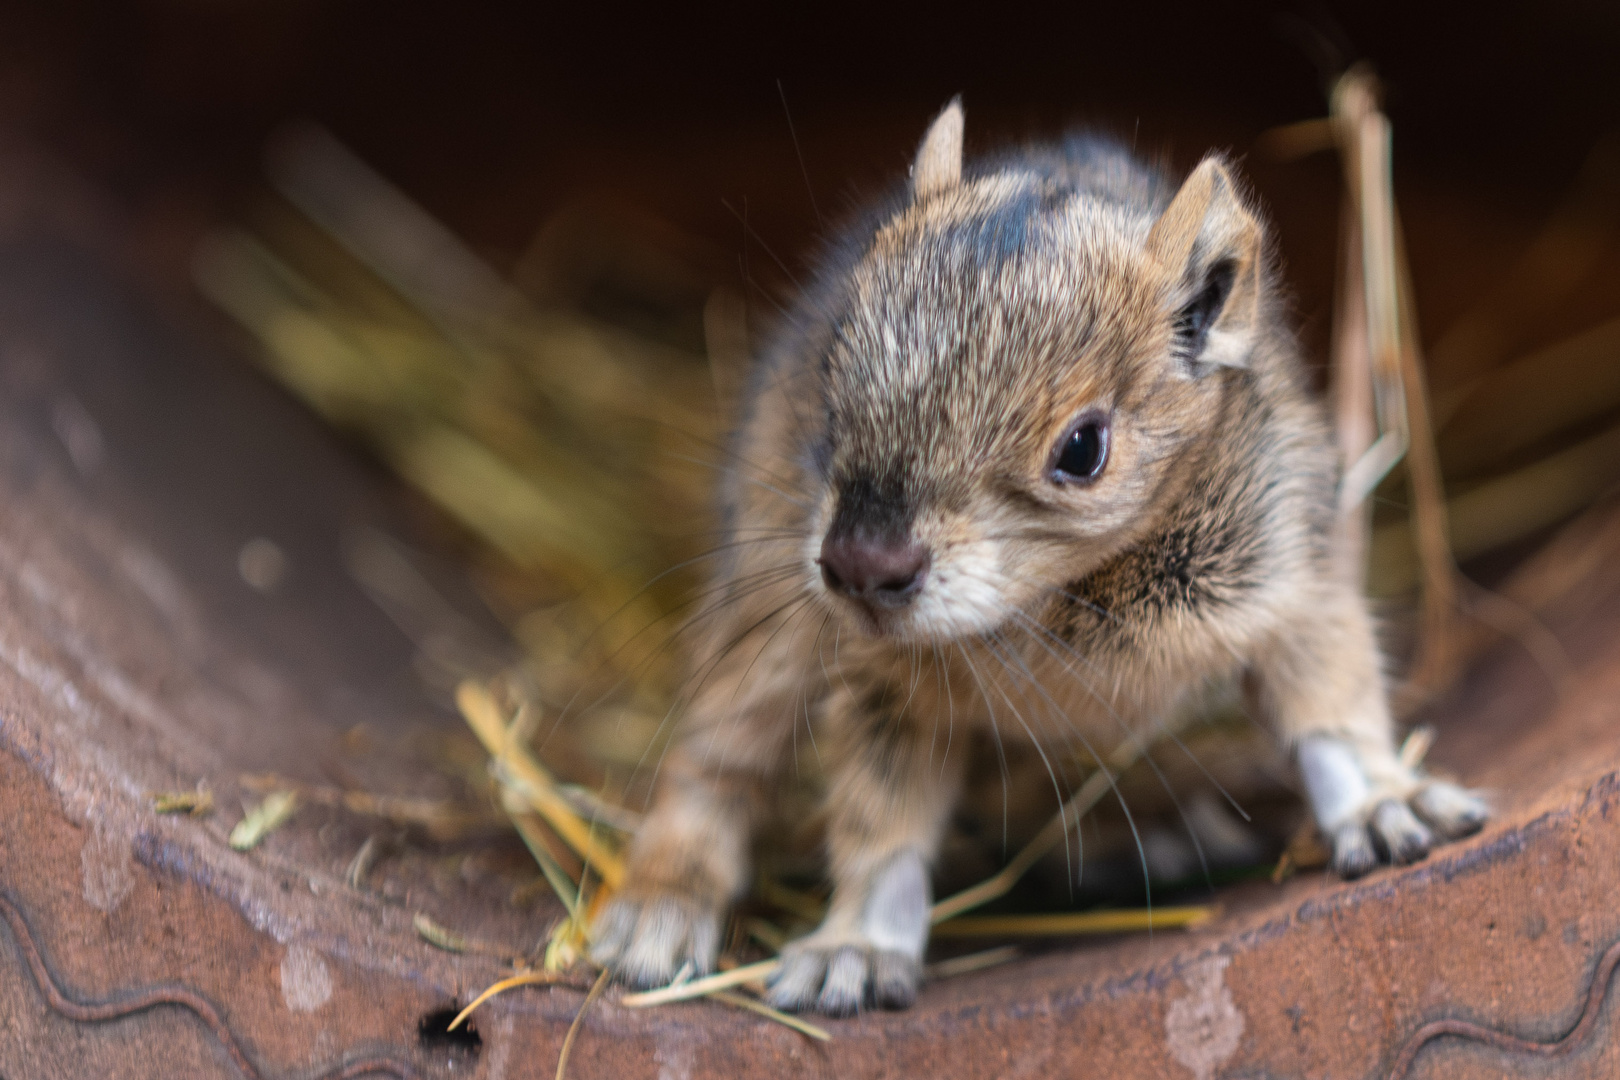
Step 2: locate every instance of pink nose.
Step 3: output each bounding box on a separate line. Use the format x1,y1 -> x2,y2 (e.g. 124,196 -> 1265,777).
818,535 -> 929,609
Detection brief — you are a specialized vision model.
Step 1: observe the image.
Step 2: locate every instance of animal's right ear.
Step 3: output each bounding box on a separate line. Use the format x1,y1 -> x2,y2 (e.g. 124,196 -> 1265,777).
1147,156 -> 1263,370
911,98 -> 964,199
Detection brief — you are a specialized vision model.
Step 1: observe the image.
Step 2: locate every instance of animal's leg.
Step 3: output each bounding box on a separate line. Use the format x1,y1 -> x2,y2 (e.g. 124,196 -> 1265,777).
766,683 -> 962,1014
1253,588 -> 1487,878
591,617 -> 807,987
589,742 -> 761,987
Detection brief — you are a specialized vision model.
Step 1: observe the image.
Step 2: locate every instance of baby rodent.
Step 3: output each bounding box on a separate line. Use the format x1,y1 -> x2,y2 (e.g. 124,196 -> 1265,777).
591,100 -> 1488,1014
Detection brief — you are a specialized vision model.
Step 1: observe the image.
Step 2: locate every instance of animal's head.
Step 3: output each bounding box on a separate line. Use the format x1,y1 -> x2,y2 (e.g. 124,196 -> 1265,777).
804,99 -> 1269,641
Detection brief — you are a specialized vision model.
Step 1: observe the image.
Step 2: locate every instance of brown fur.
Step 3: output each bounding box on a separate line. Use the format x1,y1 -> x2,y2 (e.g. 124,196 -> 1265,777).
591,100 -> 1487,1013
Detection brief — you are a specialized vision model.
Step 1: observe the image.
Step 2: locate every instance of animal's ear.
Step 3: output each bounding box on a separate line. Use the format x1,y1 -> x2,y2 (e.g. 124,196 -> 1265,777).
911,98 -> 964,199
1147,155 -> 1263,370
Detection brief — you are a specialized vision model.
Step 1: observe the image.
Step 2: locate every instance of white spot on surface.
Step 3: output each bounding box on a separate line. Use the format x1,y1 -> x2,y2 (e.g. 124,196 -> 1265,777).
1165,954 -> 1244,1080
80,828 -> 134,913
280,943 -> 333,1012
238,538 -> 289,594
653,1032 -> 696,1080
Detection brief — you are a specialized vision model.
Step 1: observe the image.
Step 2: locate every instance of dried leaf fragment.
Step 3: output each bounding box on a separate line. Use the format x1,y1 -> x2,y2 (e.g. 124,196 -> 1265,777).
414,911 -> 469,953
228,790 -> 297,850
152,789 -> 214,816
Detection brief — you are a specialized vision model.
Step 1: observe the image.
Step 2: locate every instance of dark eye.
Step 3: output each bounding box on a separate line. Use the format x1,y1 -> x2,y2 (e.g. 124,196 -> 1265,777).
1052,417 -> 1110,484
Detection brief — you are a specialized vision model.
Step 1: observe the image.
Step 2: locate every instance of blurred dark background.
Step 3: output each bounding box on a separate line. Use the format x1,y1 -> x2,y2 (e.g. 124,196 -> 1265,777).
0,0 -> 1616,388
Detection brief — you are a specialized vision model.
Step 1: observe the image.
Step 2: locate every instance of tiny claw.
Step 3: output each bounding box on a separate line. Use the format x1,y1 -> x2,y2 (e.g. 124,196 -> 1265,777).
1330,822 -> 1378,879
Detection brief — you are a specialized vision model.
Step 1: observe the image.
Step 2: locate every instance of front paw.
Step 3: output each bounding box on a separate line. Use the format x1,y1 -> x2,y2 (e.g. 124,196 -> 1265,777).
765,848 -> 930,1014
766,940 -> 920,1015
589,891 -> 723,989
1298,736 -> 1488,879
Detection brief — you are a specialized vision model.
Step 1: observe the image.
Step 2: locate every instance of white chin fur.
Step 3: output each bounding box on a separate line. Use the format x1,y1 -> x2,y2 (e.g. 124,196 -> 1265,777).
906,544 -> 1010,640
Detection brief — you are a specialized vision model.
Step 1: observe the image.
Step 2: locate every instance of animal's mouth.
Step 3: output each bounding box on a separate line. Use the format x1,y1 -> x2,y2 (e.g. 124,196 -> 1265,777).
840,603 -> 909,640
823,584 -> 1000,646
819,582 -> 912,638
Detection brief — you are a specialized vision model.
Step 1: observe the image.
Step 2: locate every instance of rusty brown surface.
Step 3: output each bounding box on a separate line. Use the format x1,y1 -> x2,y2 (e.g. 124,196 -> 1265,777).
0,142 -> 1619,1080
